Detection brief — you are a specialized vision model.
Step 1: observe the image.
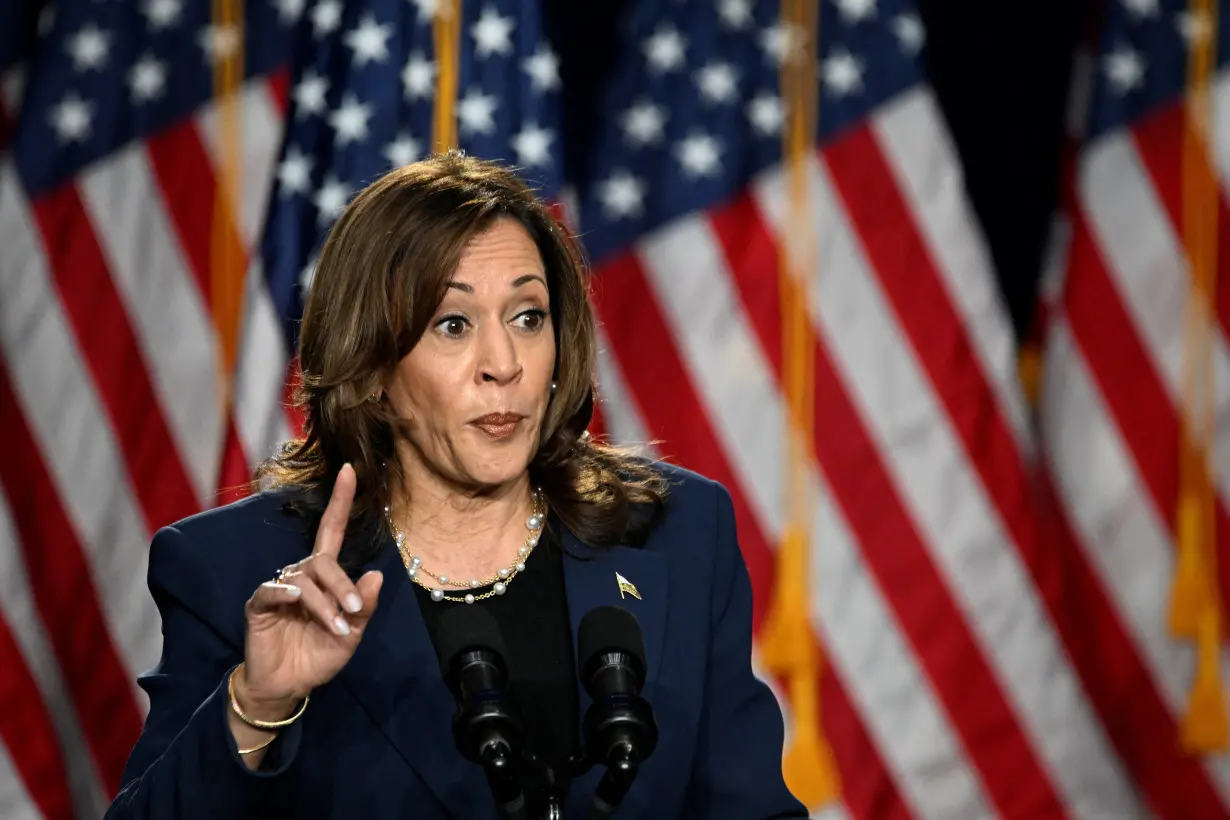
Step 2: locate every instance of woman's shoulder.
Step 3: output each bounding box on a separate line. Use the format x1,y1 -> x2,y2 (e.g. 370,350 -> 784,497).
630,458 -> 737,540
141,489 -> 314,641
166,486 -> 307,544
150,487 -> 312,583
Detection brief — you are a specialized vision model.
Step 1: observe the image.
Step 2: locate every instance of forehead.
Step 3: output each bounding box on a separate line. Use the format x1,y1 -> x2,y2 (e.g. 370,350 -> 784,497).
454,218 -> 543,278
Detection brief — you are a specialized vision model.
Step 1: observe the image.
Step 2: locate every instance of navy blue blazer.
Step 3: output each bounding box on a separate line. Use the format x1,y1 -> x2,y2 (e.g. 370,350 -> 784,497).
105,463 -> 808,819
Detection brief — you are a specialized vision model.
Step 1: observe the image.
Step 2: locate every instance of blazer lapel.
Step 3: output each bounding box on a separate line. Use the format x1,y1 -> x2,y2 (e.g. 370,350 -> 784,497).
337,543 -> 491,816
560,529 -> 669,818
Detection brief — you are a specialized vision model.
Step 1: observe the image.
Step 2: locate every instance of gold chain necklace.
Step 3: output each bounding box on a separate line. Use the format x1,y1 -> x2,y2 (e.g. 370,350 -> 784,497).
385,489 -> 546,604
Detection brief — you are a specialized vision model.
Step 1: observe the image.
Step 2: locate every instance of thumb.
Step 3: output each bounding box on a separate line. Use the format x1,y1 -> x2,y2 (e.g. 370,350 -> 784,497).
350,570 -> 384,628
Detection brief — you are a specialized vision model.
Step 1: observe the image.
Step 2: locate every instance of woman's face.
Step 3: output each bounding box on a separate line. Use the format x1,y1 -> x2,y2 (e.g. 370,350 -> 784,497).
386,217 -> 556,492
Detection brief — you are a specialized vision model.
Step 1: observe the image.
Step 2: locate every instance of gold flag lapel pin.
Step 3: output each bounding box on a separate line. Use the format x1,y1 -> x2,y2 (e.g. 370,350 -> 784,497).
615,572 -> 641,601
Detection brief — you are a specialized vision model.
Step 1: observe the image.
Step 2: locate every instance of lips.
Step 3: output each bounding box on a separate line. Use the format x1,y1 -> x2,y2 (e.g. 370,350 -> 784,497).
470,412 -> 524,439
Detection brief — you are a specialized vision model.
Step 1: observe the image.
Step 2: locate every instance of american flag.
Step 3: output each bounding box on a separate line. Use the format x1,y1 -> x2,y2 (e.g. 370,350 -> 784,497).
0,0 -> 1199,819
1037,0 -> 1230,817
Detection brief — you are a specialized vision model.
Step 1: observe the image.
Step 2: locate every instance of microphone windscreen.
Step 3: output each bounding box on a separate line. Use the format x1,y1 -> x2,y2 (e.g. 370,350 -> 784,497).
435,603 -> 507,672
577,605 -> 646,672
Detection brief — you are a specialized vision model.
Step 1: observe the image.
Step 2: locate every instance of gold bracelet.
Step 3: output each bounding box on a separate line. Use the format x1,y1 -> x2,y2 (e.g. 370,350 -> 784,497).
227,664 -> 309,730
237,733 -> 278,755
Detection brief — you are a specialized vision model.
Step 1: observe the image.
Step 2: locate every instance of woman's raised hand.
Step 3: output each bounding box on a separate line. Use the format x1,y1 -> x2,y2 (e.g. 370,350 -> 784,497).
234,464 -> 383,719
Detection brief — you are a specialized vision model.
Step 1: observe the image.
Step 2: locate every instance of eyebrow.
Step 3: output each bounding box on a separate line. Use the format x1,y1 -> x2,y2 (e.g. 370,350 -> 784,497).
446,274 -> 547,293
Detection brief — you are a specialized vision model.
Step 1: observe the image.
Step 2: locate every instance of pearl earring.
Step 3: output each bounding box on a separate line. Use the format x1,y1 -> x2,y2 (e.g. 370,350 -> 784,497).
550,381 -> 557,393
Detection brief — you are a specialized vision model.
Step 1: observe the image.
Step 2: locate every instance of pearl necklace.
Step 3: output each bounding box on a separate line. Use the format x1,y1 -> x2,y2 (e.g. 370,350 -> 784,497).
385,489 -> 546,604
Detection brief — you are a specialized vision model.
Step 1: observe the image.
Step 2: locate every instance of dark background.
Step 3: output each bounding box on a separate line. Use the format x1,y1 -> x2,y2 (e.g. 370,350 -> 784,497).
544,0 -> 1092,342
3,0 -> 1091,342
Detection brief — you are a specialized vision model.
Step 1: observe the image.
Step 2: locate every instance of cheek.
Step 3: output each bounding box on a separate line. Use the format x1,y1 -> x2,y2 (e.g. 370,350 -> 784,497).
394,356 -> 467,427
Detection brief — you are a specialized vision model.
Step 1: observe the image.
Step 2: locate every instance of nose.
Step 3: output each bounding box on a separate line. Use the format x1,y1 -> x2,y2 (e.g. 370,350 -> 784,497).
476,322 -> 522,385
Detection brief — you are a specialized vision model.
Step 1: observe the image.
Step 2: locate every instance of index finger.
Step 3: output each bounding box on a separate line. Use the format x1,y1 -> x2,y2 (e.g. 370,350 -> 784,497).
314,463 -> 357,558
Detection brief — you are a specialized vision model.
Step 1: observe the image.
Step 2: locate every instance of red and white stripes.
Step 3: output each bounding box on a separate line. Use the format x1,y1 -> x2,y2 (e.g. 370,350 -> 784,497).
0,74 -> 289,818
1037,67 -> 1230,819
590,84 -> 1146,819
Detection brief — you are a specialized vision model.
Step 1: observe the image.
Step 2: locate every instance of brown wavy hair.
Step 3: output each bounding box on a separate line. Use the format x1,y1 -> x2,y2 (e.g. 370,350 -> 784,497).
254,151 -> 669,569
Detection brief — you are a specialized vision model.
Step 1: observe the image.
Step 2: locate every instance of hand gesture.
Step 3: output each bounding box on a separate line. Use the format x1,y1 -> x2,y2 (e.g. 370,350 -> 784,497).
235,464 -> 383,717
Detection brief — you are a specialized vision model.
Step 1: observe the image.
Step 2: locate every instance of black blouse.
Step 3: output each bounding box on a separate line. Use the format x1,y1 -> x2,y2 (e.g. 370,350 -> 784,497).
412,521 -> 580,814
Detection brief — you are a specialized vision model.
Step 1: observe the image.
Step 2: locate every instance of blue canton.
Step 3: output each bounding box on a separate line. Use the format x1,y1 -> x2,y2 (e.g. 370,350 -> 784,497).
261,0 -> 563,348
9,0 -> 292,195
1084,0 -> 1230,141
570,0 -> 927,266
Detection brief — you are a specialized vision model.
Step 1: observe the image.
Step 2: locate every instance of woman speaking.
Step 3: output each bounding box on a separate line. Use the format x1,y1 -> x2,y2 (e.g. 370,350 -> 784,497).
104,152 -> 807,819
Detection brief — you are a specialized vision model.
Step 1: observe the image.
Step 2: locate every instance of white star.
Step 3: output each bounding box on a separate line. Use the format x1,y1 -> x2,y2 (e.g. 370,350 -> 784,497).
312,0 -> 343,38
1177,10 -> 1213,46
675,133 -> 723,179
833,0 -> 877,24
1122,0 -> 1159,19
293,71 -> 329,118
620,100 -> 667,147
142,0 -> 182,31
892,14 -> 924,55
67,25 -> 111,72
37,3 -> 56,35
471,7 -> 515,59
821,49 -> 863,96
345,14 -> 392,65
747,92 -> 782,136
696,62 -> 739,105
274,0 -> 306,25
718,0 -> 754,30
300,253 -> 319,290
643,24 -> 687,74
128,55 -> 167,103
49,92 -> 93,143
1103,44 -> 1145,94
760,22 -> 806,66
511,123 -> 554,167
199,24 -> 242,62
329,94 -> 372,144
457,88 -> 498,135
409,0 -> 442,24
402,52 -> 436,100
598,170 -> 646,220
384,133 -> 422,167
315,176 -> 350,225
522,44 -> 561,93
277,145 -> 313,195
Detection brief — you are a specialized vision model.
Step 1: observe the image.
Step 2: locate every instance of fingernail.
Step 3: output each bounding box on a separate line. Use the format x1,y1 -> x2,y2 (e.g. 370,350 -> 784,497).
285,585 -> 302,597
345,593 -> 362,613
332,615 -> 351,636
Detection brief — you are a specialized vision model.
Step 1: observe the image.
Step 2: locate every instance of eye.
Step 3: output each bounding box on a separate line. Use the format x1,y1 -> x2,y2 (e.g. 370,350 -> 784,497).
434,314 -> 470,338
513,308 -> 549,333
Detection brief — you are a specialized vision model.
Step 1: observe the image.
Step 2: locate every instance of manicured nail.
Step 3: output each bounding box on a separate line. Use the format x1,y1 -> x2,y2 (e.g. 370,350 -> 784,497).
345,593 -> 362,613
332,615 -> 351,636
285,585 -> 302,597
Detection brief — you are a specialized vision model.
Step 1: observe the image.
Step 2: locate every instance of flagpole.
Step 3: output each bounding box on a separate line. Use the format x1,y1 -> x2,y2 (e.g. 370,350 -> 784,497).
1171,0 -> 1226,753
210,0 -> 247,498
433,0 -> 461,152
756,0 -> 840,809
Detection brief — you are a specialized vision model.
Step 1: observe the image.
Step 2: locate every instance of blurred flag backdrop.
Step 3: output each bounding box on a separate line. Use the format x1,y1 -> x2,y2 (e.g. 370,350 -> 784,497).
2,0 -> 1229,818
1035,0 -> 1230,818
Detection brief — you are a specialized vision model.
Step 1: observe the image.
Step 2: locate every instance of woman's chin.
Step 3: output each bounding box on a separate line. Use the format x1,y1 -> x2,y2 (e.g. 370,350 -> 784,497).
453,453 -> 532,490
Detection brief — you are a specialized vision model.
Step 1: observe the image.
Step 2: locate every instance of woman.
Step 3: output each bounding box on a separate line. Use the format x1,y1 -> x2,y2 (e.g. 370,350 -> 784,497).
105,152 -> 807,819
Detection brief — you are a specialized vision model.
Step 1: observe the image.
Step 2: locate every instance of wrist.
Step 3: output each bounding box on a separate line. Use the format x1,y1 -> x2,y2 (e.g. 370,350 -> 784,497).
230,665 -> 301,725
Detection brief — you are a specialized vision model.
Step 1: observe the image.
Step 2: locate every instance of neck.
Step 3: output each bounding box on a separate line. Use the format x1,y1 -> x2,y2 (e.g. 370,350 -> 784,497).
388,455 -> 536,577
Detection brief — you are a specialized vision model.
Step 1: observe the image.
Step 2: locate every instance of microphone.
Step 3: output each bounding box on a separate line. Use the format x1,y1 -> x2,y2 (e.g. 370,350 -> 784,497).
435,605 -> 527,820
577,606 -> 659,820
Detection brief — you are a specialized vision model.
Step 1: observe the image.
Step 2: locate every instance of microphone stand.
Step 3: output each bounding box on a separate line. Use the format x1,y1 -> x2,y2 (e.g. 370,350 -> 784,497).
585,743 -> 640,820
478,739 -> 528,820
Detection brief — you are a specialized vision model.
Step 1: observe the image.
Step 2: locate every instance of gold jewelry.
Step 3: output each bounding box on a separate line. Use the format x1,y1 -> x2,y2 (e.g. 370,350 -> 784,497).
386,489 -> 546,604
237,733 -> 279,755
227,664 -> 310,730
